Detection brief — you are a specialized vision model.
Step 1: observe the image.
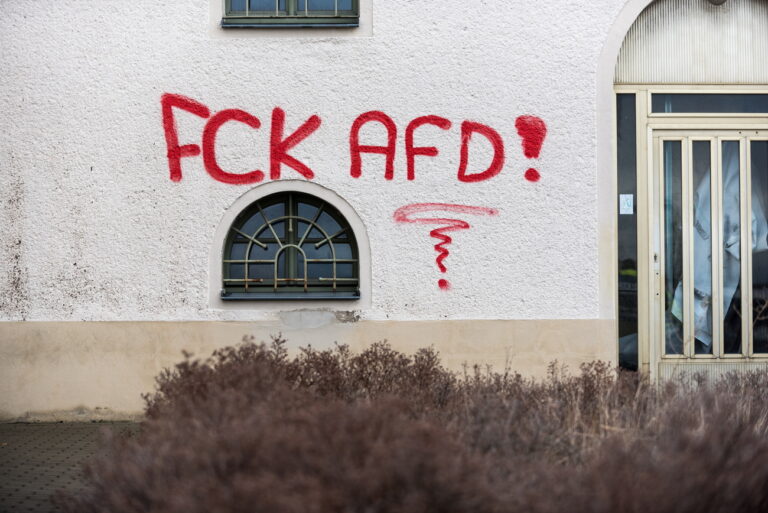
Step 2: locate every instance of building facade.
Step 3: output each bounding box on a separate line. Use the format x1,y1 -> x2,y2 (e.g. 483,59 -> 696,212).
1,0 -> 766,420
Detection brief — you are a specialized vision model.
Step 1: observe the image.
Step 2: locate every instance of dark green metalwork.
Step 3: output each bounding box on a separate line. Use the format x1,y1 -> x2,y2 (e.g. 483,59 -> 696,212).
221,192 -> 360,300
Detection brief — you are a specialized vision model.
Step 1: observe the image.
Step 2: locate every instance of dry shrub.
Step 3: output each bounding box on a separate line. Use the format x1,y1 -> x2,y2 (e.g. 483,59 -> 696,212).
522,389 -> 768,513
56,338 -> 768,513
143,338 -> 456,421
57,394 -> 498,513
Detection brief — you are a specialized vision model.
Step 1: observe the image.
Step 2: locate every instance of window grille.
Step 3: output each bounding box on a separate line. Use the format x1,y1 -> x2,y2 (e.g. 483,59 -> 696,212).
222,0 -> 359,28
221,192 -> 360,300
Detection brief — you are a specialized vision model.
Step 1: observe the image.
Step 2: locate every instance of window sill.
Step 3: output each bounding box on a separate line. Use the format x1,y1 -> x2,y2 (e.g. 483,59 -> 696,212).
221,292 -> 360,301
221,17 -> 359,28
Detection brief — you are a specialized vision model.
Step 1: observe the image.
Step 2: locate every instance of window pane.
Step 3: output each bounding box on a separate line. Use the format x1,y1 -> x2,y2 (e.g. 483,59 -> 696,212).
248,263 -> 273,280
297,220 -> 324,240
692,141 -> 713,355
305,227 -> 324,240
298,0 -> 353,11
296,221 -> 310,241
276,251 -> 287,279
230,242 -> 247,260
295,251 -> 306,281
308,263 -> 332,279
262,202 -> 285,221
249,0 -> 285,11
302,242 -> 332,259
317,211 -> 341,235
617,94 -> 638,370
228,263 -> 245,280
297,221 -> 326,243
249,242 -> 279,260
230,0 -> 286,13
337,263 -> 354,278
665,141 -> 685,355
722,141 -> 742,354
652,94 -> 768,114
298,202 -> 318,221
334,243 -> 354,259
266,221 -> 285,239
751,141 -> 768,353
240,214 -> 262,237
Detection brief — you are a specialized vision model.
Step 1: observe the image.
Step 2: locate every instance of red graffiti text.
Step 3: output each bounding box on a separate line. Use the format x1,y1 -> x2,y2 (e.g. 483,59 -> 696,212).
161,93 -> 546,185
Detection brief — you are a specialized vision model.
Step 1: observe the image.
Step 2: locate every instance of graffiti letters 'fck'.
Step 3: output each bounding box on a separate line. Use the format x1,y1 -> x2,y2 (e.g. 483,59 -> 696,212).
393,204 -> 499,291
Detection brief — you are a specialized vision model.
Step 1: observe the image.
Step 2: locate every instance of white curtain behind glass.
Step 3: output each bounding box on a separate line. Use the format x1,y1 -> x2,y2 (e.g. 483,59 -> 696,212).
671,143 -> 768,350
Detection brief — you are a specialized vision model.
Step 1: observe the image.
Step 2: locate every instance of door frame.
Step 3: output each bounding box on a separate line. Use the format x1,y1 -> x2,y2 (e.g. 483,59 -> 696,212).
614,85 -> 768,379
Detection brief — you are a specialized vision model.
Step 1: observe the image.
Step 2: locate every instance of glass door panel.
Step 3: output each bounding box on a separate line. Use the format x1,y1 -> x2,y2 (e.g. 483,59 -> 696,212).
751,141 -> 768,354
722,140 -> 743,354
691,141 -> 713,355
663,140 -> 685,355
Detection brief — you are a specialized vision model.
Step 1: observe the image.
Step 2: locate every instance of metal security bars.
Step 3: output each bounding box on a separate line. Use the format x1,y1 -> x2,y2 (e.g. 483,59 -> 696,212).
222,0 -> 359,28
221,192 -> 360,300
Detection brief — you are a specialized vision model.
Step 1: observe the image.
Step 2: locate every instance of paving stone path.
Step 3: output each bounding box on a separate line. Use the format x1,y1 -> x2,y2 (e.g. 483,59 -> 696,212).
0,422 -> 137,513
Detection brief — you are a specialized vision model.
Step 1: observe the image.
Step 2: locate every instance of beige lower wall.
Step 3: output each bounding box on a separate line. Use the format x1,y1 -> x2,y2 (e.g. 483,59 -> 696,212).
0,319 -> 615,421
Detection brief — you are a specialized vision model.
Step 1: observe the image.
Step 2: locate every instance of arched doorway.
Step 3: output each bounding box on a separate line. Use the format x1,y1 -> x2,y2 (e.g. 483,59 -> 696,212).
614,0 -> 768,379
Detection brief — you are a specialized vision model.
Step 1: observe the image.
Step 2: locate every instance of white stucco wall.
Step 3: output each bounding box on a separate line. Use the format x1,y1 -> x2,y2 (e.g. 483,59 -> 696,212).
0,0 -> 633,323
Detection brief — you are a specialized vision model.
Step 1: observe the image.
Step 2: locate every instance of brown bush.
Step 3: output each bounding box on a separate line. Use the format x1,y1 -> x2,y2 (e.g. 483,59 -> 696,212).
56,338 -> 768,513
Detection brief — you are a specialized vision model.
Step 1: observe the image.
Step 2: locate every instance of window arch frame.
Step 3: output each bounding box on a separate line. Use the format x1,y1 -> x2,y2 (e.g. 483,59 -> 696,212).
209,181 -> 371,310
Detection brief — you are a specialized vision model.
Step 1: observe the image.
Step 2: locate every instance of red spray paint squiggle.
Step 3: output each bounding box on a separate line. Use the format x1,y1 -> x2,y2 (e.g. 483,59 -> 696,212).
393,203 -> 499,290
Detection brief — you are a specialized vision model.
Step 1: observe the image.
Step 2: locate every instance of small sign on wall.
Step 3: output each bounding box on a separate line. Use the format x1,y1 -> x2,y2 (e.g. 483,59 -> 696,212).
619,194 -> 634,215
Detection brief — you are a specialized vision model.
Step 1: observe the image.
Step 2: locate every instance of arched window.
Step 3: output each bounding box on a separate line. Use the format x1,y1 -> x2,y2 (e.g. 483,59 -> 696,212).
221,191 -> 360,300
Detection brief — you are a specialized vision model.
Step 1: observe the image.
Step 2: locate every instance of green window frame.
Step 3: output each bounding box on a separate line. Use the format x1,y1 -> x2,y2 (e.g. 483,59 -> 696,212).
221,191 -> 360,300
222,0 -> 360,28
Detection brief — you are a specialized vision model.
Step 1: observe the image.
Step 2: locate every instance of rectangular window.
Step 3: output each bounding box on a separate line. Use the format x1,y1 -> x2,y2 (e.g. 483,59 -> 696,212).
222,0 -> 359,27
617,94 -> 638,370
652,94 -> 768,114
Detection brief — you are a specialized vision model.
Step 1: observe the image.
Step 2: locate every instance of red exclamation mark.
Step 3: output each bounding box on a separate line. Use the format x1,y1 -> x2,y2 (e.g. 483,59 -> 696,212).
515,116 -> 547,182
